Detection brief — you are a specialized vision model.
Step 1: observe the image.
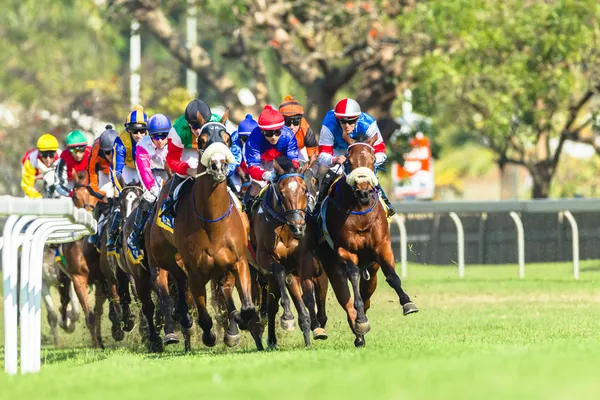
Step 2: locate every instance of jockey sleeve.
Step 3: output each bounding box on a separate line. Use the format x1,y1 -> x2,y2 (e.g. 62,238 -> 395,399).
228,130 -> 243,177
87,140 -> 110,196
54,158 -> 70,197
303,125 -> 318,157
21,155 -> 42,198
111,136 -> 127,192
318,110 -> 387,166
135,144 -> 157,193
166,126 -> 191,176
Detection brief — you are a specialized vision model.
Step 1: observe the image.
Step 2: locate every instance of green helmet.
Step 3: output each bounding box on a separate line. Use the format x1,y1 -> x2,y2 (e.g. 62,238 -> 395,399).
65,130 -> 88,147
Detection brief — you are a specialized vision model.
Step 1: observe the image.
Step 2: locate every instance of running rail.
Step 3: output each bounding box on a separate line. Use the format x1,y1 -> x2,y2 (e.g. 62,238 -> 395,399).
1,196 -> 97,375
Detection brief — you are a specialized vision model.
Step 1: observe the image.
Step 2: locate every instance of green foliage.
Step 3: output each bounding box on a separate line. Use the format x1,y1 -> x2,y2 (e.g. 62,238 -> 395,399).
404,0 -> 600,180
551,155 -> 600,198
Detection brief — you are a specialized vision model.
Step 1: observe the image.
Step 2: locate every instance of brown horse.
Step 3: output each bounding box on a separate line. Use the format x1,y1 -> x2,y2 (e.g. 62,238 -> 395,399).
317,137 -> 418,347
146,110 -> 263,351
67,171 -> 111,348
249,157 -> 326,348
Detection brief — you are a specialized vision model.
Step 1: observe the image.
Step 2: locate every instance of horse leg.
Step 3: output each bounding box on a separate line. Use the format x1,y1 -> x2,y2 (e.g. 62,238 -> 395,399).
93,283 -> 106,349
354,263 -> 379,348
151,266 -> 178,346
136,271 -> 162,353
302,265 -> 327,341
314,269 -> 329,331
271,262 -> 295,331
170,266 -> 194,351
71,273 -> 101,348
221,273 -> 241,348
210,279 -> 226,344
189,274 -> 216,348
106,279 -> 125,342
57,270 -> 76,333
42,281 -> 59,346
345,261 -> 370,338
266,274 -> 280,349
288,275 -> 312,347
325,262 -> 361,345
116,268 -> 135,332
232,258 -> 264,351
377,243 -> 419,315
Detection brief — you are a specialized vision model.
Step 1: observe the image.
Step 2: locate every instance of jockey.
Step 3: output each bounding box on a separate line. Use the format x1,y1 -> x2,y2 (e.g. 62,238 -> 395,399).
243,105 -> 299,207
126,114 -> 171,262
106,105 -> 148,250
86,126 -> 119,247
278,95 -> 318,166
229,114 -> 257,191
21,134 -> 61,199
161,99 -> 211,218
55,130 -> 91,197
317,98 -> 395,217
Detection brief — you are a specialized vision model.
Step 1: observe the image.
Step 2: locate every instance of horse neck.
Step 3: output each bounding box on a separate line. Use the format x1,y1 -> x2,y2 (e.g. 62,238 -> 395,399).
193,172 -> 230,219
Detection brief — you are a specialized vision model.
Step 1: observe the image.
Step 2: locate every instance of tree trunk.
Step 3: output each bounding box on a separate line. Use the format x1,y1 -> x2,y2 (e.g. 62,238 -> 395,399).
305,85 -> 335,129
530,163 -> 553,199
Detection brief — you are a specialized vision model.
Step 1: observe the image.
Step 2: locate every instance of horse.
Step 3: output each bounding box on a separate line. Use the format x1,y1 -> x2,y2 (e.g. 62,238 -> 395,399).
316,135 -> 418,347
98,177 -> 140,341
68,170 -> 119,348
146,109 -> 264,351
248,157 -> 326,348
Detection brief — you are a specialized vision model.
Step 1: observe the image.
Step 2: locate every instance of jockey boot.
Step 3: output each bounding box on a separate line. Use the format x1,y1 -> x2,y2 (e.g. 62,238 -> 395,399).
161,175 -> 185,219
106,207 -> 122,251
376,183 -> 396,217
127,197 -> 153,263
242,189 -> 258,214
314,170 -> 337,216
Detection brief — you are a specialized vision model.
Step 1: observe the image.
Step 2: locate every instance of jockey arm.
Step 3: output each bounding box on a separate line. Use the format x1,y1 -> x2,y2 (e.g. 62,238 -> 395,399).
303,124 -> 319,159
110,136 -> 126,193
227,130 -> 243,177
54,157 -> 70,197
87,142 -> 106,197
317,124 -> 336,167
21,157 -> 42,199
166,128 -> 191,176
134,145 -> 159,197
365,120 -> 387,167
245,133 -> 265,181
285,133 -> 300,169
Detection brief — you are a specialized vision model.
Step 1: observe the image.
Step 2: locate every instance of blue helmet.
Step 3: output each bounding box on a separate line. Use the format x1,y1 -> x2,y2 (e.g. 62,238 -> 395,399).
148,114 -> 172,135
237,114 -> 258,136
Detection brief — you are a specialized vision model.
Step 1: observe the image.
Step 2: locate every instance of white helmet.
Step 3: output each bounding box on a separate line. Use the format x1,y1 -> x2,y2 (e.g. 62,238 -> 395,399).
334,98 -> 361,119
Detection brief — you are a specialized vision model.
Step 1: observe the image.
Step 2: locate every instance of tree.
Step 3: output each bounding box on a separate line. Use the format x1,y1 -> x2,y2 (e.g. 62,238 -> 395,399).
404,0 -> 600,198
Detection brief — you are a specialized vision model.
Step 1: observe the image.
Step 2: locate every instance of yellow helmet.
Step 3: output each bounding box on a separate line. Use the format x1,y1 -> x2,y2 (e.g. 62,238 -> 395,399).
36,134 -> 60,152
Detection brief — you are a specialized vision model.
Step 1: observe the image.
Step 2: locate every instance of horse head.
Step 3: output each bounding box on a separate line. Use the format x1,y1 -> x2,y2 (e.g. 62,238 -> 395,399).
345,134 -> 378,206
119,183 -> 143,218
72,171 -> 100,212
272,156 -> 309,239
196,108 -> 234,183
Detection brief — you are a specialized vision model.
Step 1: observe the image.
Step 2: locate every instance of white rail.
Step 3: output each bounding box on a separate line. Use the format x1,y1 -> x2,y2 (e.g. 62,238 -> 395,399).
1,196 -> 96,375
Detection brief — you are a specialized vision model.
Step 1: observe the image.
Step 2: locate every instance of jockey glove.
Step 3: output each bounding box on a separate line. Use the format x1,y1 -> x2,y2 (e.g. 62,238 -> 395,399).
262,171 -> 277,182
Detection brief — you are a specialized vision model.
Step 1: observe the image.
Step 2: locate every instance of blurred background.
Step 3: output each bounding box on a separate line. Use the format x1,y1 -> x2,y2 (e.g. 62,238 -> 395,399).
2,0 -> 600,202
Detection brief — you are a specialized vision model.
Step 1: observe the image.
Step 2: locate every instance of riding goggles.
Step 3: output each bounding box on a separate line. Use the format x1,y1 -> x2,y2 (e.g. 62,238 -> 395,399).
69,146 -> 87,154
189,121 -> 202,130
39,151 -> 56,159
151,132 -> 169,140
284,116 -> 302,126
262,129 -> 282,138
130,128 -> 148,135
338,117 -> 359,125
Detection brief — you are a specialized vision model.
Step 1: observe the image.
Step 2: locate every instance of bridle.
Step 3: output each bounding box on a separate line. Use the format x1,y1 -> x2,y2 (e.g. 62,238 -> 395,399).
263,173 -> 308,226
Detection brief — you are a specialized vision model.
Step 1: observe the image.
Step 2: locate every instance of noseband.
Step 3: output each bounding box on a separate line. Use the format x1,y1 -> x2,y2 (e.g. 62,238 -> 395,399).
264,173 -> 308,226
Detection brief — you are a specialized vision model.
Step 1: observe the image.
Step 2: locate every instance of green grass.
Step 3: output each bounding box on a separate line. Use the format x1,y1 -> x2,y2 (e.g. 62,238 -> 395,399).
2,261 -> 600,399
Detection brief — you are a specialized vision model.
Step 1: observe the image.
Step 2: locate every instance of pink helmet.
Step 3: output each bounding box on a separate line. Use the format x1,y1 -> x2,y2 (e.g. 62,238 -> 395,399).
334,98 -> 361,119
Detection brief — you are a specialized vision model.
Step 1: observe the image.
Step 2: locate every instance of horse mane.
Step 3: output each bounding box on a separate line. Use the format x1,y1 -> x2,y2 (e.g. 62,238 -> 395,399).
274,156 -> 297,174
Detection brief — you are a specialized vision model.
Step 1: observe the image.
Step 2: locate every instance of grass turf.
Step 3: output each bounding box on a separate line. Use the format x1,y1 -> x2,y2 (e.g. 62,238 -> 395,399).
1,261 -> 600,399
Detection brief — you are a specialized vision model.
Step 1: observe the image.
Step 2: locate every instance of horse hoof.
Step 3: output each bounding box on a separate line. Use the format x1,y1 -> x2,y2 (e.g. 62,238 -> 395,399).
202,330 -> 217,347
280,317 -> 296,331
312,328 -> 328,340
112,327 -> 125,342
64,322 -> 76,334
355,320 -> 371,335
163,333 -> 179,345
123,319 -> 136,333
148,339 -> 164,353
224,333 -> 241,348
354,335 -> 365,347
403,302 -> 419,316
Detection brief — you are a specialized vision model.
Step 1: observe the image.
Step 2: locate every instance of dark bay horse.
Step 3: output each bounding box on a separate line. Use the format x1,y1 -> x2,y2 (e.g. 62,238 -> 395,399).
146,110 -> 264,351
249,157 -> 326,348
317,136 -> 418,347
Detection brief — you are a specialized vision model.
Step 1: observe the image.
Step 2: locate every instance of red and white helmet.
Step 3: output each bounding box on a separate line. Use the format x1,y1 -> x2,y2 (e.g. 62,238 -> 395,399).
334,98 -> 361,119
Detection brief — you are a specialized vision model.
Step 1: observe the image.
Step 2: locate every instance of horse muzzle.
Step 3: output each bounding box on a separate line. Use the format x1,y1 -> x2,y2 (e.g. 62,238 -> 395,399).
290,221 -> 306,239
354,188 -> 374,206
208,157 -> 229,183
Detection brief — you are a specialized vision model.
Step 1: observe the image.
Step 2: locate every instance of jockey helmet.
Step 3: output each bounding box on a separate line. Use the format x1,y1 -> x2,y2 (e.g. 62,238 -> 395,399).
148,114 -> 172,135
65,130 -> 88,147
125,105 -> 148,130
238,114 -> 258,136
257,105 -> 284,130
37,133 -> 60,152
334,98 -> 361,119
185,99 -> 211,124
279,95 -> 304,116
99,125 -> 119,152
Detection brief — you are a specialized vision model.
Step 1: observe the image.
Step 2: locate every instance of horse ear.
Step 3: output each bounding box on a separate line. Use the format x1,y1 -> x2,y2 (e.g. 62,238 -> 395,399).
196,111 -> 207,127
272,159 -> 285,176
117,173 -> 126,189
220,108 -> 230,125
364,133 -> 378,147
